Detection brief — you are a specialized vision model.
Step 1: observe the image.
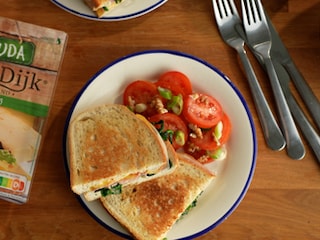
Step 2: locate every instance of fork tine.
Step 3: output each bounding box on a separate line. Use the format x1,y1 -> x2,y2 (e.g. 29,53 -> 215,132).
243,0 -> 265,25
251,0 -> 261,23
242,0 -> 251,25
255,0 -> 267,22
213,0 -> 227,21
212,0 -> 221,21
213,0 -> 239,21
228,0 -> 239,17
241,0 -> 248,24
245,0 -> 256,25
223,0 -> 232,17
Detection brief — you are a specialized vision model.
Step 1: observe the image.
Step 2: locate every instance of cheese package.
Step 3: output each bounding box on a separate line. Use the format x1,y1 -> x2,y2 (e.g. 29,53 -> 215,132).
0,17 -> 67,203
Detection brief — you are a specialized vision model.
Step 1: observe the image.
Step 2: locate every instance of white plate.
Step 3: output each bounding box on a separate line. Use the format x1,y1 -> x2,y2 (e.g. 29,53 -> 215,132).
51,0 -> 167,21
63,50 -> 257,239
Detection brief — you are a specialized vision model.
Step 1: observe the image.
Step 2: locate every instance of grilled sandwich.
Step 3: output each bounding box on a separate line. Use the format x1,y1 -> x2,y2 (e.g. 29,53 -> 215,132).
68,104 -> 177,201
100,152 -> 215,240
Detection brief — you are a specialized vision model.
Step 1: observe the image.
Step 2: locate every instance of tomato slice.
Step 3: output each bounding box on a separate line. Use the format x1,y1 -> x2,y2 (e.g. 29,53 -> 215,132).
155,71 -> 193,98
183,93 -> 223,128
123,80 -> 158,117
148,113 -> 189,150
190,113 -> 232,150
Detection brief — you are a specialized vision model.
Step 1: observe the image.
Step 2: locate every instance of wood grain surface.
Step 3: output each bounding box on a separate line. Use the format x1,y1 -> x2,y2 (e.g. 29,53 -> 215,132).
0,0 -> 319,239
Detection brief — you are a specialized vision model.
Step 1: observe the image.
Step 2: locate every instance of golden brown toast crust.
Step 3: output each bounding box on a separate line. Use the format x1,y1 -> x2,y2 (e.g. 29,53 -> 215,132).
75,115 -> 148,183
101,153 -> 215,239
68,104 -> 168,194
127,172 -> 189,236
83,140 -> 179,201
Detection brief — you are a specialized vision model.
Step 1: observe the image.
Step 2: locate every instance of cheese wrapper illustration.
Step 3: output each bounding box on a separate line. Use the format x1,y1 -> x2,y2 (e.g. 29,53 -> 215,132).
0,17 -> 67,203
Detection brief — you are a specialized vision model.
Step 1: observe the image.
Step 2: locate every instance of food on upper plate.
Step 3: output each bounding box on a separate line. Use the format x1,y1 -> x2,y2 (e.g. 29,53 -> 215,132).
67,104 -> 178,201
122,70 -> 232,164
100,152 -> 215,240
84,0 -> 125,18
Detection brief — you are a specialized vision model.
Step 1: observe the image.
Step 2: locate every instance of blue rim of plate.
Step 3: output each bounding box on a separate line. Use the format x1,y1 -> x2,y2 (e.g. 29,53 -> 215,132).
51,0 -> 167,21
62,49 -> 257,239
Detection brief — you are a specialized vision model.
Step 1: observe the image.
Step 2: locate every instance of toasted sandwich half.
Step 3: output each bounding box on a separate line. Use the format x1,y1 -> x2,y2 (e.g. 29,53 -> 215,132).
100,152 -> 215,240
84,0 -> 125,18
83,140 -> 178,201
68,104 -> 176,200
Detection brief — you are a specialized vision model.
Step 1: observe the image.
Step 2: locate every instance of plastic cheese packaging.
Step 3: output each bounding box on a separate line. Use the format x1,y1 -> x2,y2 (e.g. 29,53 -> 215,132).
0,17 -> 68,203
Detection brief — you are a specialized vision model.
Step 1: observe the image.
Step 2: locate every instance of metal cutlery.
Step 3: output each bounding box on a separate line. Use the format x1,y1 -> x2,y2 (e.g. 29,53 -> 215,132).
247,10 -> 320,131
212,0 -> 285,151
241,0 -> 305,160
238,9 -> 320,127
273,61 -> 320,164
268,20 -> 320,131
264,13 -> 319,163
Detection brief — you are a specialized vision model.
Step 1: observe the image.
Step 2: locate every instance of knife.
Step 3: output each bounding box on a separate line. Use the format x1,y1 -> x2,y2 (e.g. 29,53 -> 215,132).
236,11 -> 320,130
273,60 -> 320,164
236,9 -> 320,162
265,13 -> 320,131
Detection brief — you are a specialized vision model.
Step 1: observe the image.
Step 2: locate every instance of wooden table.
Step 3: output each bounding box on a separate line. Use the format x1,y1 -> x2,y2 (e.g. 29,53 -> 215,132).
1,0 -> 319,239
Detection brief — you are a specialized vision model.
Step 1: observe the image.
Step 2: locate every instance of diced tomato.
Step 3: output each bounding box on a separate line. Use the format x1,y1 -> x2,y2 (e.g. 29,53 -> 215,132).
183,93 -> 223,128
148,113 -> 189,150
190,113 -> 232,150
155,71 -> 193,98
123,80 -> 158,117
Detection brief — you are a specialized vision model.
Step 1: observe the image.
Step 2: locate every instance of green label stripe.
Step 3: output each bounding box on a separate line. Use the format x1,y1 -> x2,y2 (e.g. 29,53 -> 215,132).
0,95 -> 48,117
0,37 -> 35,65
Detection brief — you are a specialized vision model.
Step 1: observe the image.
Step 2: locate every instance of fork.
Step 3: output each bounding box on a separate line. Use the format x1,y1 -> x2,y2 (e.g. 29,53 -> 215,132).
212,0 -> 285,151
241,0 -> 305,160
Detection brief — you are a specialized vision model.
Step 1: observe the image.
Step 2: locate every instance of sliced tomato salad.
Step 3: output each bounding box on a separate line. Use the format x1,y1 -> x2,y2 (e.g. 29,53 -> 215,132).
122,70 -> 232,164
149,113 -> 188,150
